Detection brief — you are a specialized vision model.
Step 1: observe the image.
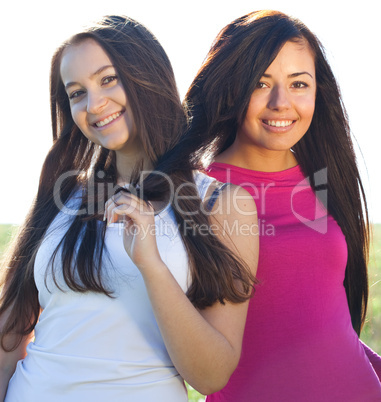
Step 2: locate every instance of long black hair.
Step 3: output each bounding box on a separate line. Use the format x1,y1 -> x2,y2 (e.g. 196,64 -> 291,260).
184,10 -> 369,335
0,15 -> 255,351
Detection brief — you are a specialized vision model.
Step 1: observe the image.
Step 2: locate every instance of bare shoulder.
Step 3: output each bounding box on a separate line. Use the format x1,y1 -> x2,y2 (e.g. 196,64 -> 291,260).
201,181 -> 259,297
203,181 -> 257,221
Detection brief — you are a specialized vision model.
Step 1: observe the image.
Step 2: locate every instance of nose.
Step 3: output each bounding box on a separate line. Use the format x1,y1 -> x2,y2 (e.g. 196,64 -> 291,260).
267,85 -> 291,111
86,90 -> 108,114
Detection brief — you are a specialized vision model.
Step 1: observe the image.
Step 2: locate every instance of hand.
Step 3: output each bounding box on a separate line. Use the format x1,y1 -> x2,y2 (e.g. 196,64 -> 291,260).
104,191 -> 162,272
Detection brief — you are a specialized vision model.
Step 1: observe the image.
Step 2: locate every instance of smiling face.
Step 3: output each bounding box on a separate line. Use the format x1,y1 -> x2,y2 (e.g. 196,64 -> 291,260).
234,40 -> 316,171
60,39 -> 137,155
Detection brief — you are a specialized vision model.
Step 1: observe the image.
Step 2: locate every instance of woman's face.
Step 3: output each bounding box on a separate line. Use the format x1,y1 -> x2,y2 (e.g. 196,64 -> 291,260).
60,39 -> 137,155
236,40 -> 316,164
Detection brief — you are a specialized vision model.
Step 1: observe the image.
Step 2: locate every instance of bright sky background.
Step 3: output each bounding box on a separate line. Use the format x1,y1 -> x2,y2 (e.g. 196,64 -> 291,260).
1,0 -> 380,223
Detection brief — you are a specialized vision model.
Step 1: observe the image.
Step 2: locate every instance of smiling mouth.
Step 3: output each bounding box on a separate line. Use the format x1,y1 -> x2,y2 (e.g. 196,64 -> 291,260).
263,120 -> 294,128
94,112 -> 122,127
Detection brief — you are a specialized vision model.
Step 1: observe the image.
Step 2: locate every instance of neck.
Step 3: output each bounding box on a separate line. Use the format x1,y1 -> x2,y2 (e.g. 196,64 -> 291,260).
215,141 -> 298,173
115,150 -> 153,185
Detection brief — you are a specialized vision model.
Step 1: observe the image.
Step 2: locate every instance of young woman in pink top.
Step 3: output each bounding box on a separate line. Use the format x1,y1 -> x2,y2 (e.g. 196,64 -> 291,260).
184,10 -> 381,401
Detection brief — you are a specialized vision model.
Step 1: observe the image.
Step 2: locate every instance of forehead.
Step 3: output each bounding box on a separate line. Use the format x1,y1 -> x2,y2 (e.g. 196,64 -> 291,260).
60,39 -> 113,83
265,40 -> 315,75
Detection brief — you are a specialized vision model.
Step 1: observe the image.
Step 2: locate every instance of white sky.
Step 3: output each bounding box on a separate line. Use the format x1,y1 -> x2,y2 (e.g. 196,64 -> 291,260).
1,0 -> 380,223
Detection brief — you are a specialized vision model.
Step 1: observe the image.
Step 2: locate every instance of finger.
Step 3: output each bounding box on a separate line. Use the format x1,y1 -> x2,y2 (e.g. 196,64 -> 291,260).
108,206 -> 135,225
106,194 -> 143,224
104,194 -> 120,218
104,193 -> 154,223
104,188 -> 130,207
104,192 -> 134,222
108,204 -> 135,224
108,198 -> 155,226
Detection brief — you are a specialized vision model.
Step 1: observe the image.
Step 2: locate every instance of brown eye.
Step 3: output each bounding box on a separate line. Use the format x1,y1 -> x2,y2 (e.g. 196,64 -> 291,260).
292,81 -> 308,89
102,75 -> 118,85
69,90 -> 85,100
256,82 -> 267,89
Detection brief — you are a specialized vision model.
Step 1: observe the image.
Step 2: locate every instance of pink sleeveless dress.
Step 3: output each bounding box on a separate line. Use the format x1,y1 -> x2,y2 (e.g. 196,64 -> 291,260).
206,162 -> 381,402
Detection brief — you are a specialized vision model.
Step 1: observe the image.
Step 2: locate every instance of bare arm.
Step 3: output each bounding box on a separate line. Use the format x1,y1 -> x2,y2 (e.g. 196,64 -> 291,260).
0,309 -> 33,402
105,185 -> 258,394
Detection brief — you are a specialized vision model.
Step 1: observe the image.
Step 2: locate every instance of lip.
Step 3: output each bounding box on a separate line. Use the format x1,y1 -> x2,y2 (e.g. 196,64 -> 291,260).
92,111 -> 124,129
261,119 -> 296,133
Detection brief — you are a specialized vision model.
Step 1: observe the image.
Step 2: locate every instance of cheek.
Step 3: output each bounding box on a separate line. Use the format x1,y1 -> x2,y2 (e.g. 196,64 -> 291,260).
70,104 -> 86,130
115,82 -> 129,104
298,96 -> 316,124
123,99 -> 135,133
306,97 -> 316,118
125,113 -> 134,133
246,96 -> 262,117
242,100 -> 262,129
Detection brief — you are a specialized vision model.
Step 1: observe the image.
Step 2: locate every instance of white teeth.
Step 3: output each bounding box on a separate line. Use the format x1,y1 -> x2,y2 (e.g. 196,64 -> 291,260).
265,120 -> 293,127
95,112 -> 122,127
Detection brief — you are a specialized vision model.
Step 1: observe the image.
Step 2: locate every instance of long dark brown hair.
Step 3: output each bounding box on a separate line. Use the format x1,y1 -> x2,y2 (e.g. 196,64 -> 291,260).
0,15 -> 255,351
184,10 -> 369,335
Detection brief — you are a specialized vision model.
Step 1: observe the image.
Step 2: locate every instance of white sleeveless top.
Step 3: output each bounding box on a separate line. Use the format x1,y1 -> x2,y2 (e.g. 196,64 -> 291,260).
6,172 -> 215,402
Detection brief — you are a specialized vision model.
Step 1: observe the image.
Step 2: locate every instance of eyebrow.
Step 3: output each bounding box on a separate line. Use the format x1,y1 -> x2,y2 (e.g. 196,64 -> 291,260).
64,65 -> 115,90
262,72 -> 314,79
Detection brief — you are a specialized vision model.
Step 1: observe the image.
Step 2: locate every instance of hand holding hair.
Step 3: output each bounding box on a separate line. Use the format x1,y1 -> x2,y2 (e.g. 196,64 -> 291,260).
104,190 -> 162,272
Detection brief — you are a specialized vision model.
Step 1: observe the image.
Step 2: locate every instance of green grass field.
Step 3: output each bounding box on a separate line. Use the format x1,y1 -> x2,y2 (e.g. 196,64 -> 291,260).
361,224 -> 381,352
0,224 -> 18,255
1,224 -> 380,402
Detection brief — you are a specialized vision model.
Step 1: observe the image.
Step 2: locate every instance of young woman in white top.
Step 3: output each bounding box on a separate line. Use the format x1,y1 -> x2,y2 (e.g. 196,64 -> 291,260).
0,15 -> 258,401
